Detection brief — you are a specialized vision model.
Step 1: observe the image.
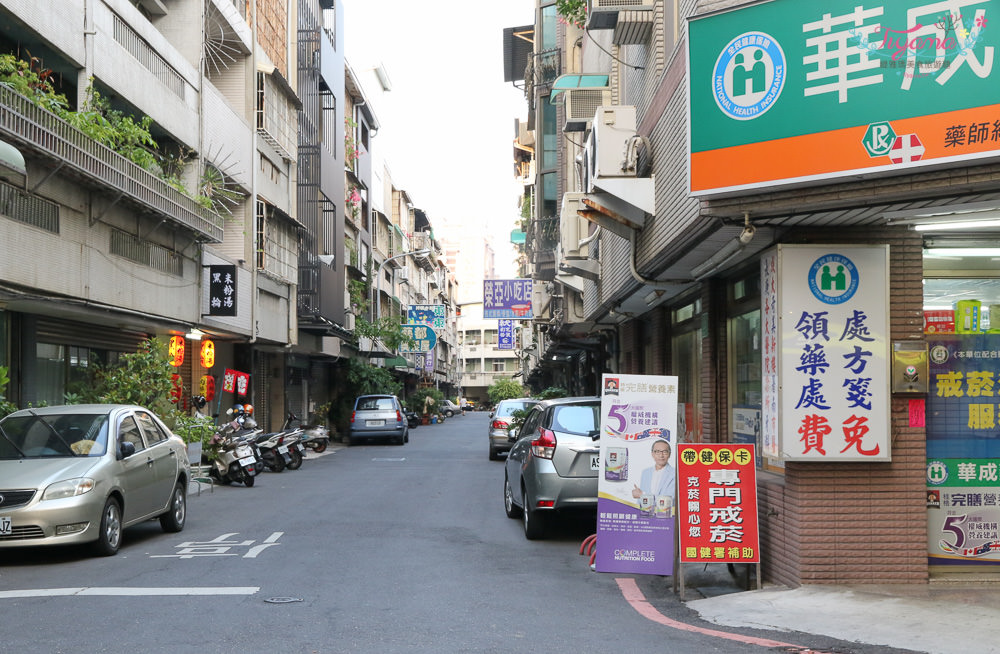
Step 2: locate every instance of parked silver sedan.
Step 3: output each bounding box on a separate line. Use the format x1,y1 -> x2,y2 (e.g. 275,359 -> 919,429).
503,396 -> 601,539
488,398 -> 538,460
0,404 -> 190,556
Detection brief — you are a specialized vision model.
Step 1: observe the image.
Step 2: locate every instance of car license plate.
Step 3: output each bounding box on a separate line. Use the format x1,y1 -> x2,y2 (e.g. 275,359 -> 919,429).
366,420 -> 385,427
239,455 -> 256,467
590,454 -> 600,471
0,516 -> 10,535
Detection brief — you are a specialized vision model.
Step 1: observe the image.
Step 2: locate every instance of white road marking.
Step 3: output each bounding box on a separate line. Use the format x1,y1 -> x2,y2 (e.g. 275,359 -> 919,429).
0,586 -> 259,598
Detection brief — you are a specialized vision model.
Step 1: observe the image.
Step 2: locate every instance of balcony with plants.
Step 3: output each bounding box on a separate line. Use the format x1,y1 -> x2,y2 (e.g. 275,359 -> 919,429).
0,55 -> 224,242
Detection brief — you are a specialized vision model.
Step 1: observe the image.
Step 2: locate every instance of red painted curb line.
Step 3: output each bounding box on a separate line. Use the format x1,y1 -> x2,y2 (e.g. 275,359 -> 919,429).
615,577 -> 805,650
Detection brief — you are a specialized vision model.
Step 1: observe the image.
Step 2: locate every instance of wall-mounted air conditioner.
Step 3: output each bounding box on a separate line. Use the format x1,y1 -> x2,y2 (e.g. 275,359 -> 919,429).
581,105 -> 655,216
563,87 -> 611,132
397,267 -> 409,282
587,0 -> 654,30
559,192 -> 591,259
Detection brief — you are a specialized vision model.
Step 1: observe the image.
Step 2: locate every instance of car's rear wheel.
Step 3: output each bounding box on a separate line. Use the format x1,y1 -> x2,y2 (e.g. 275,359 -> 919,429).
522,488 -> 546,540
504,475 -> 522,519
159,481 -> 186,532
93,497 -> 122,556
489,443 -> 499,461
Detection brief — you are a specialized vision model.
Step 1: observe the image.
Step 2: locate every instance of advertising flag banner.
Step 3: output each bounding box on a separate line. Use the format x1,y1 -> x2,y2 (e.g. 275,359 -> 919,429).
763,245 -> 891,462
688,0 -> 1000,196
498,320 -> 515,350
483,279 -> 533,319
407,304 -> 446,329
209,265 -> 237,316
678,444 -> 761,564
596,374 -> 679,575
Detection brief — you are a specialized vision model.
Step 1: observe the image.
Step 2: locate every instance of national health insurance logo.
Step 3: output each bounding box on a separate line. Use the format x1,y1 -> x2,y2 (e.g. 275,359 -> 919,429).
712,31 -> 786,121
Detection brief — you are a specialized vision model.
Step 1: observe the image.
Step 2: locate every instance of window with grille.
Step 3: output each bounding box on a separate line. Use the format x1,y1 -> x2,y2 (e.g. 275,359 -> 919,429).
0,181 -> 58,233
255,199 -> 298,283
110,228 -> 183,276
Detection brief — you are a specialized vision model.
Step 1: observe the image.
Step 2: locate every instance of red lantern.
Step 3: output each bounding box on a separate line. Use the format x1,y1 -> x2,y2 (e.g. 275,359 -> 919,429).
199,375 -> 216,402
200,339 -> 216,368
168,336 -> 185,367
170,373 -> 183,403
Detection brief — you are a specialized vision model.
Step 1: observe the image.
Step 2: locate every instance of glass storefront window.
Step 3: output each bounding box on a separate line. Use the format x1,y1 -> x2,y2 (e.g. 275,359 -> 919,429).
671,298 -> 702,443
923,251 -> 1000,566
727,271 -> 764,465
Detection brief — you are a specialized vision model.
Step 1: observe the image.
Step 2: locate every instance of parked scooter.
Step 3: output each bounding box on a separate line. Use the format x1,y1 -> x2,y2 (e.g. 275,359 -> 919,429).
286,412 -> 329,454
254,428 -> 293,472
207,425 -> 260,486
206,404 -> 263,486
404,409 -> 420,429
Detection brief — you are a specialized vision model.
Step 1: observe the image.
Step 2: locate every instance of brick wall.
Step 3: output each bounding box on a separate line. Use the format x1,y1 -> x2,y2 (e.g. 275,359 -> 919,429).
756,228 -> 928,586
257,0 -> 288,75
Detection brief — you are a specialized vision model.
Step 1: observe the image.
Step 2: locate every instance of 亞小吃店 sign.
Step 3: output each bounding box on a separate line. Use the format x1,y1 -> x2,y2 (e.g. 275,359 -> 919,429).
762,245 -> 891,462
688,0 -> 1000,196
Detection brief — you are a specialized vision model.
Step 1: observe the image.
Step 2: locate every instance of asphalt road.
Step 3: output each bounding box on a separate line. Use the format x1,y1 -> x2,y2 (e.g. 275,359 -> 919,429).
0,412 -> 920,654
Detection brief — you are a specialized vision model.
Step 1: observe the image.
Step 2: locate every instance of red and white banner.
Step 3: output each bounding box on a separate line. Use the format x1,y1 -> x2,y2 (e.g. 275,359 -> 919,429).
678,444 -> 760,564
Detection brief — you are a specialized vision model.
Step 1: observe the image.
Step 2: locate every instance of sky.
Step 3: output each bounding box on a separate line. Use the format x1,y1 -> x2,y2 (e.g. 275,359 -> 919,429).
342,0 -> 535,278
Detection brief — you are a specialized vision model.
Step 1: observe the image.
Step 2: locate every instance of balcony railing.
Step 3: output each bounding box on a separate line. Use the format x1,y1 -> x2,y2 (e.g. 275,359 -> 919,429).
0,85 -> 224,242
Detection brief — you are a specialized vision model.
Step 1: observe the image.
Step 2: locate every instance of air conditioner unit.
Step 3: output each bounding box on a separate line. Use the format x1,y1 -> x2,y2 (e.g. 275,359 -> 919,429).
587,0 -> 653,30
583,105 -> 639,191
563,87 -> 611,132
581,105 -> 655,216
397,267 -> 409,282
559,192 -> 591,259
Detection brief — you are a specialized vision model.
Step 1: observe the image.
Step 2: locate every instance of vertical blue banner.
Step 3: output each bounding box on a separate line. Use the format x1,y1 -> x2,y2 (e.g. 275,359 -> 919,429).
498,320 -> 515,350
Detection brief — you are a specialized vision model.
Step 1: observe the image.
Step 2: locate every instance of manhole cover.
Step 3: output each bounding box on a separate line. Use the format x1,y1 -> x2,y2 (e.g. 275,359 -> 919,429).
264,597 -> 303,604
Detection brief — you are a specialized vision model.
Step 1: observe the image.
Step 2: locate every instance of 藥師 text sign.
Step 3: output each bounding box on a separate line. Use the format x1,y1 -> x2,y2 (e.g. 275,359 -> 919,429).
678,444 -> 760,563
688,0 -> 1000,195
483,279 -> 533,319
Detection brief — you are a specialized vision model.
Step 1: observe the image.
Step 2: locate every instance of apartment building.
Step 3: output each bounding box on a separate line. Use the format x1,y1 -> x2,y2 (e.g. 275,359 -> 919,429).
0,0 -> 458,433
509,1 -> 1000,585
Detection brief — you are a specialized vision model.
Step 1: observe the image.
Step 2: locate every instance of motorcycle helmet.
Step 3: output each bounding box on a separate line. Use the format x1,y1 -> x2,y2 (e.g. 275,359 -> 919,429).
243,404 -> 254,416
229,403 -> 244,416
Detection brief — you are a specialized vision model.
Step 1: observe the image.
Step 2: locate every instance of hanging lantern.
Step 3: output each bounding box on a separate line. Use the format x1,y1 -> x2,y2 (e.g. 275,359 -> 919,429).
168,335 -> 185,367
200,375 -> 216,402
200,339 -> 216,368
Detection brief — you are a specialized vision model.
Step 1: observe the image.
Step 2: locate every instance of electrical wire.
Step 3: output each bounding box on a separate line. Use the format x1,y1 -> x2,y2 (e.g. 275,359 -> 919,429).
585,28 -> 645,71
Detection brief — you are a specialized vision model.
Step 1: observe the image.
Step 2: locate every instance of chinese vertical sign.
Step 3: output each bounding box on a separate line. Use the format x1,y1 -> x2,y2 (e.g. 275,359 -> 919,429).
678,444 -> 760,564
688,0 -> 1000,196
773,245 -> 890,461
407,304 -> 446,329
498,319 -> 515,350
483,279 -> 533,319
209,265 -> 237,316
761,250 -> 780,458
926,334 -> 1000,564
596,374 -> 678,575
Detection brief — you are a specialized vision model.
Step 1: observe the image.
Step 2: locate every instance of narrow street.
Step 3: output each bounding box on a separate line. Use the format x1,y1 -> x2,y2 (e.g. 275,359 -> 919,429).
0,412 -> 918,654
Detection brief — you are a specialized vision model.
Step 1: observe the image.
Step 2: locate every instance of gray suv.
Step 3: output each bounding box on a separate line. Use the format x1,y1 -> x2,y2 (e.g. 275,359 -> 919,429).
503,396 -> 601,539
488,398 -> 538,460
